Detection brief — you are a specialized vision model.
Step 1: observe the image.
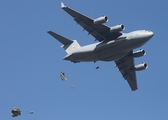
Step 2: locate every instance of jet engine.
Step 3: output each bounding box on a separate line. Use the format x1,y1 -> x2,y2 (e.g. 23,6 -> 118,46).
132,49 -> 146,58
94,16 -> 108,24
134,63 -> 148,71
110,24 -> 125,32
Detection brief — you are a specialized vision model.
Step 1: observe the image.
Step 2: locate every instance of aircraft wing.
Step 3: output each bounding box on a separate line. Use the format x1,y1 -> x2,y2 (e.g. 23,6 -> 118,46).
61,2 -> 122,42
114,51 -> 138,91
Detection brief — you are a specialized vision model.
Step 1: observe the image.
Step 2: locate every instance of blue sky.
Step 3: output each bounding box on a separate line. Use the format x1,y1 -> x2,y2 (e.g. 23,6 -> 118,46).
1,0 -> 168,120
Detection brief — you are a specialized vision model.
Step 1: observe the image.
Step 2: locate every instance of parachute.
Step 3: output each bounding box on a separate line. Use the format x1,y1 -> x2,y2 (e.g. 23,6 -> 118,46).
60,72 -> 67,81
11,107 -> 33,117
11,107 -> 21,117
60,72 -> 74,89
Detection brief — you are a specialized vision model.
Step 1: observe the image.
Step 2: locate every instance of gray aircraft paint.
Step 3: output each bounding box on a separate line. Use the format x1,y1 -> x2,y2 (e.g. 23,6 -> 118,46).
48,2 -> 154,91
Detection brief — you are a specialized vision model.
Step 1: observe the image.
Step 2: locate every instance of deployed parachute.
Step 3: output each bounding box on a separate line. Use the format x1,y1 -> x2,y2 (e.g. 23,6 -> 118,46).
11,107 -> 21,117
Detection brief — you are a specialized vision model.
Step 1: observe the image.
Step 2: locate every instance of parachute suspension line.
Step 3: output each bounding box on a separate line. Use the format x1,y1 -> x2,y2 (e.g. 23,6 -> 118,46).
66,80 -> 74,89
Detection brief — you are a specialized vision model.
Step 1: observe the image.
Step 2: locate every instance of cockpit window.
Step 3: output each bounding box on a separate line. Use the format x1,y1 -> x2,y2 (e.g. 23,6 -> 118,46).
145,30 -> 150,32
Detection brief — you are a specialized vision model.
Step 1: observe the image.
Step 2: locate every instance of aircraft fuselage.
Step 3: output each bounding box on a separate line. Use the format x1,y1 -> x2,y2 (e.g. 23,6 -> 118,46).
63,30 -> 154,62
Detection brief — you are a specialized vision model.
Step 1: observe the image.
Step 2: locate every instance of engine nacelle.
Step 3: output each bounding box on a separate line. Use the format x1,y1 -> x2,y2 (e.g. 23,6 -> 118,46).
93,16 -> 108,24
132,49 -> 146,58
134,63 -> 148,71
110,24 -> 125,32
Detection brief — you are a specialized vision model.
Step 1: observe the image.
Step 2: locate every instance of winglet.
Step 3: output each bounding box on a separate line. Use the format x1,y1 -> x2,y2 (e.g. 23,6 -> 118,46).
61,2 -> 66,8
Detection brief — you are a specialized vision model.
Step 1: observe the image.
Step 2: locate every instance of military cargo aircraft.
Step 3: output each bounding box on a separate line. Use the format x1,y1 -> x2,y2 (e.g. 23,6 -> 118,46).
48,2 -> 154,91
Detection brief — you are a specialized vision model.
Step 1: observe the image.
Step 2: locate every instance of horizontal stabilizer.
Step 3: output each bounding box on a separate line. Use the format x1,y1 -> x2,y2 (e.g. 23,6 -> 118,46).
48,31 -> 73,45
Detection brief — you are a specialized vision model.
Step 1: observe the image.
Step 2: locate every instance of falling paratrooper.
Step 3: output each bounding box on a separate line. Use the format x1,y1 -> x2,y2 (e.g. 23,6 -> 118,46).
60,72 -> 74,89
11,107 -> 33,117
11,107 -> 21,117
60,72 -> 67,81
30,111 -> 34,114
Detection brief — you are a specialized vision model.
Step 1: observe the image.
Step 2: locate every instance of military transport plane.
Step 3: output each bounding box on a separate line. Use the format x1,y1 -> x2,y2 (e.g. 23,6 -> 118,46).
48,2 -> 154,91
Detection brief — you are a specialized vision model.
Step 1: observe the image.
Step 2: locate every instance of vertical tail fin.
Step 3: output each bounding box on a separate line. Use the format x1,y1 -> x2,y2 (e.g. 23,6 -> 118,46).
48,31 -> 81,53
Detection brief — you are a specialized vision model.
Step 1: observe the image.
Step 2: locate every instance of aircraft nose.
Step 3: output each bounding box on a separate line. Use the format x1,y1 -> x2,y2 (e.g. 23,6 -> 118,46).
146,30 -> 154,38
149,31 -> 154,37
